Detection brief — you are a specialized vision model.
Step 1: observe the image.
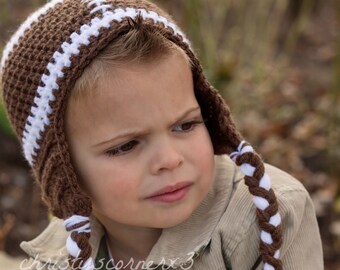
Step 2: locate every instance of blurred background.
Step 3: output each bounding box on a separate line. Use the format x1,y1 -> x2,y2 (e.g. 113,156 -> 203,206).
0,0 -> 339,268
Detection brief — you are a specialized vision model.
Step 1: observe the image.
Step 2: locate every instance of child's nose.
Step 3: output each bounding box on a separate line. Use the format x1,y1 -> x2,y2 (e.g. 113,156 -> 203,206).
150,137 -> 184,175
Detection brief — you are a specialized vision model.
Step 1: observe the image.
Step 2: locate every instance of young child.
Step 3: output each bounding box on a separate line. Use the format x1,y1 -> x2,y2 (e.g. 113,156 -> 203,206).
0,0 -> 323,269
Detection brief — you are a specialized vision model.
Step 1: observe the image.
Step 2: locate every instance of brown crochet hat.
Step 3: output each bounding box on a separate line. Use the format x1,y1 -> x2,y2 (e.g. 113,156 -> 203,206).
1,0 -> 282,269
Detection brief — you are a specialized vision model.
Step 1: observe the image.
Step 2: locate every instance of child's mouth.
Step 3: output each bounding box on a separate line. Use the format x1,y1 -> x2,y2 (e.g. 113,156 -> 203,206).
146,182 -> 193,203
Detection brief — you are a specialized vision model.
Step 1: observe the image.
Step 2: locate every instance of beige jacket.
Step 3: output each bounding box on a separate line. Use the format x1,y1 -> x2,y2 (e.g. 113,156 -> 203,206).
19,155 -> 323,270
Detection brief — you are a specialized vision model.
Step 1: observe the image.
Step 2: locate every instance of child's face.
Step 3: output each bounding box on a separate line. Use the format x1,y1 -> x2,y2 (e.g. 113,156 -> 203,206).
65,51 -> 215,229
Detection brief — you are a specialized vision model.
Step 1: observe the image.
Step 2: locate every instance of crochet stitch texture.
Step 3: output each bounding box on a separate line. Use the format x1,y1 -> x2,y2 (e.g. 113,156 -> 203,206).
0,0 -> 283,269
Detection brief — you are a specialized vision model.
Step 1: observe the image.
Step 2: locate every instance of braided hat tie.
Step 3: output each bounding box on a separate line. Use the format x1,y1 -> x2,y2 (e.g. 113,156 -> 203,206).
231,141 -> 282,270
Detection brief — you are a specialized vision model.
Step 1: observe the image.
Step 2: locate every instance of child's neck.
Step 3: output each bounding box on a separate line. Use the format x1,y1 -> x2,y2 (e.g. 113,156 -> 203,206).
104,222 -> 162,266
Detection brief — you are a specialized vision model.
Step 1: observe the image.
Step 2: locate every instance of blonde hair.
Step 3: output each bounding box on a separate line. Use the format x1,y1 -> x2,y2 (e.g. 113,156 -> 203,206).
71,17 -> 192,101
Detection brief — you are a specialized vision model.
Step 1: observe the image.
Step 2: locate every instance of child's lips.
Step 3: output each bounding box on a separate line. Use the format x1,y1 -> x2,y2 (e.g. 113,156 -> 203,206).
145,181 -> 193,203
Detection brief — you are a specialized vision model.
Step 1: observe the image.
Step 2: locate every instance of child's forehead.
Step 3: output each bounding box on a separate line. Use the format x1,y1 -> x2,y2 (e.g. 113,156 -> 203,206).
71,48 -> 192,101
66,52 -> 197,136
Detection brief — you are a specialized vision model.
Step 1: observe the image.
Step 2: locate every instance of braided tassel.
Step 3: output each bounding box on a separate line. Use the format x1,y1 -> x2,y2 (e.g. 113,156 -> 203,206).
64,215 -> 94,270
230,141 -> 283,270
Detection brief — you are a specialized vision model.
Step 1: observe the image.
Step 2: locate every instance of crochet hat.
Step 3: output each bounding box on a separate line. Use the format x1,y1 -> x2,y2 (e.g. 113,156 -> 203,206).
0,0 -> 282,269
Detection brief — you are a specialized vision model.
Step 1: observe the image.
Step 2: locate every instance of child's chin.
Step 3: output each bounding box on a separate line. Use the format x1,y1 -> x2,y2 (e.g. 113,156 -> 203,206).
150,208 -> 195,229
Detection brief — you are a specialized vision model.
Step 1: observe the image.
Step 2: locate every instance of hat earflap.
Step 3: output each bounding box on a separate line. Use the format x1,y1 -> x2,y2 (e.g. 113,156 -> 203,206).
42,142 -> 94,270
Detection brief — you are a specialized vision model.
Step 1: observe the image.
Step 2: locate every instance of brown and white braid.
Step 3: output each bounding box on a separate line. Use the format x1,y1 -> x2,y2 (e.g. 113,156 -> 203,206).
64,215 -> 93,269
230,141 -> 283,270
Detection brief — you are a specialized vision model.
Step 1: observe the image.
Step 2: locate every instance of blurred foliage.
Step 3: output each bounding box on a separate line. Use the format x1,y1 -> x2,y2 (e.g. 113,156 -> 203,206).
159,0 -> 315,92
0,102 -> 13,136
330,0 -> 340,178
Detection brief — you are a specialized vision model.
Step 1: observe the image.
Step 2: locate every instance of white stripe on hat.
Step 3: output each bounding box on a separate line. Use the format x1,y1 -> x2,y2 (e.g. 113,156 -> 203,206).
22,2 -> 191,166
0,0 -> 64,72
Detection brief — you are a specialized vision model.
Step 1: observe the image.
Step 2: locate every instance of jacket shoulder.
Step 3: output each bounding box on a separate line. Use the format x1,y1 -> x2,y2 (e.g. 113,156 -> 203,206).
220,161 -> 311,235
20,217 -> 69,269
264,163 -> 306,193
217,161 -> 322,269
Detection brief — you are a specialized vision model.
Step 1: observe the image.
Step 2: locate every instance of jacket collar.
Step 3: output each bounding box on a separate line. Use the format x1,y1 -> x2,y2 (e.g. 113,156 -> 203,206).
20,155 -> 237,269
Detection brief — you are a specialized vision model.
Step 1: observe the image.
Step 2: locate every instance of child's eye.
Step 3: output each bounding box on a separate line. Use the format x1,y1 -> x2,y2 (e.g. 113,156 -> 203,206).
173,119 -> 204,132
106,140 -> 139,157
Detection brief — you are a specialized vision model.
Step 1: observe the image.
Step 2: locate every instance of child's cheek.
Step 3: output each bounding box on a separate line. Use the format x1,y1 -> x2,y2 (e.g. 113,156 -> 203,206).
195,126 -> 214,159
92,175 -> 138,211
108,176 -> 137,195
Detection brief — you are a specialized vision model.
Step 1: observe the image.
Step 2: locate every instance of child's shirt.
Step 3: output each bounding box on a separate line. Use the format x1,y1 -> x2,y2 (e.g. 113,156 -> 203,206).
19,155 -> 323,270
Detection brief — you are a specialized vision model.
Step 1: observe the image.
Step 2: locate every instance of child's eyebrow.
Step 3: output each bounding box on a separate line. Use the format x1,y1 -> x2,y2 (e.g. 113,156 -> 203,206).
170,105 -> 201,126
92,106 -> 201,148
